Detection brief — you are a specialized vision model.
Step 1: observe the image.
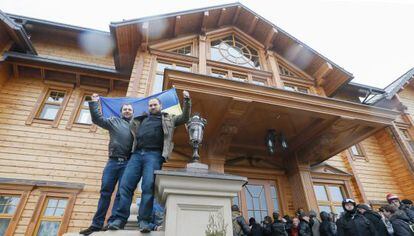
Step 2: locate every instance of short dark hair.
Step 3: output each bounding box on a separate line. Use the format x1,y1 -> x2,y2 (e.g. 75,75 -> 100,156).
149,97 -> 162,105
382,204 -> 398,214
120,103 -> 133,113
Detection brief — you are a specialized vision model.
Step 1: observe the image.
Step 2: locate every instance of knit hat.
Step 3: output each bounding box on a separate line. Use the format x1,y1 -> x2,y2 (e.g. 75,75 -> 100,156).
386,193 -> 399,203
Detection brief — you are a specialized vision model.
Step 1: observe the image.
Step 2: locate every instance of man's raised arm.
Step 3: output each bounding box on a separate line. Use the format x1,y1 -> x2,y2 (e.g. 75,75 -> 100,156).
174,90 -> 191,126
89,93 -> 112,130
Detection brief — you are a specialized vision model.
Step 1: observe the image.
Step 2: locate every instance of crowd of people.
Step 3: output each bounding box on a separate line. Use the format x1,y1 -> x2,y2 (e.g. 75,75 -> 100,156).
232,193 -> 414,236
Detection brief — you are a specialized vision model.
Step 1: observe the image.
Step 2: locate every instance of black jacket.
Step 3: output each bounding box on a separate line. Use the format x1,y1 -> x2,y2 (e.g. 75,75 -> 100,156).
362,210 -> 389,236
336,212 -> 376,236
249,223 -> 264,236
89,101 -> 133,159
401,205 -> 414,223
263,220 -> 287,236
319,212 -> 336,236
299,221 -> 312,236
390,211 -> 414,236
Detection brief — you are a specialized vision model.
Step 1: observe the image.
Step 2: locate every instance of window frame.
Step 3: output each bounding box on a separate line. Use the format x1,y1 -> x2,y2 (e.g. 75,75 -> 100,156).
348,143 -> 368,161
283,83 -> 311,94
147,58 -> 193,96
313,183 -> 347,215
399,128 -> 414,153
0,187 -> 31,236
26,84 -> 73,128
66,89 -> 107,131
167,43 -> 193,56
26,190 -> 77,236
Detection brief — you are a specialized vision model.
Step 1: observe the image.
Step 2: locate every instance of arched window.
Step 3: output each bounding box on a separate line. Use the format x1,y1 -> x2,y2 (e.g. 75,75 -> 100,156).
210,34 -> 261,69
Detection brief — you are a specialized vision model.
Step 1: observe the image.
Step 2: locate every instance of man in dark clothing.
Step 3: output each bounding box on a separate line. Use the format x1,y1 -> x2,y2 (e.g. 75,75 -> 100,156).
287,217 -> 300,236
298,212 -> 312,236
387,193 -> 414,223
357,203 -> 388,236
336,198 -> 376,236
383,204 -> 413,236
79,94 -> 134,235
109,91 -> 191,233
319,211 -> 336,236
309,210 -> 320,236
232,205 -> 251,236
269,212 -> 288,236
249,217 -> 264,236
263,216 -> 273,236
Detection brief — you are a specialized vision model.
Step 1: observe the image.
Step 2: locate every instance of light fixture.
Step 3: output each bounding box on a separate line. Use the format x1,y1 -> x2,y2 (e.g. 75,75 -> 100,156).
187,113 -> 207,163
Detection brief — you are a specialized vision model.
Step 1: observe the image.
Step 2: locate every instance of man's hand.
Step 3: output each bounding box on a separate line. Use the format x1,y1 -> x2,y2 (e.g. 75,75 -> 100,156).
91,93 -> 100,102
183,90 -> 190,99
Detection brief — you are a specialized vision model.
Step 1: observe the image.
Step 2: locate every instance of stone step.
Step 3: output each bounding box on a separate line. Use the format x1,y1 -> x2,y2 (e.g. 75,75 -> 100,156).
64,230 -> 164,236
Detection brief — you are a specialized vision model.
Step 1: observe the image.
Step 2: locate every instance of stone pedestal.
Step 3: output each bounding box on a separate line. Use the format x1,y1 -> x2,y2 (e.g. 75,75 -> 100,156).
155,163 -> 247,236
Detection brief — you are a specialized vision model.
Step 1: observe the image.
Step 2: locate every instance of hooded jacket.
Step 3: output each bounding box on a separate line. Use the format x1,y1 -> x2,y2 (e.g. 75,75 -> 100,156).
389,210 -> 413,236
319,212 -> 336,236
336,211 -> 376,236
362,210 -> 389,236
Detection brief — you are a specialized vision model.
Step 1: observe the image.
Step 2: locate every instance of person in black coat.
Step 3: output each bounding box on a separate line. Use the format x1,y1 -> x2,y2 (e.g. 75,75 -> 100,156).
319,211 -> 336,236
357,204 -> 388,236
270,212 -> 288,236
249,217 -> 264,236
387,193 -> 414,223
263,216 -> 274,236
298,212 -> 312,236
383,204 -> 413,236
336,198 -> 376,236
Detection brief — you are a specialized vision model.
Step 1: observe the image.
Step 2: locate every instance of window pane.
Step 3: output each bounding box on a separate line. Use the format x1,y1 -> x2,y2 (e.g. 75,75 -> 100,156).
76,109 -> 92,124
39,104 -> 59,120
334,206 -> 344,215
252,80 -> 266,86
270,186 -> 280,212
152,74 -> 164,95
44,207 -> 55,217
284,85 -> 296,91
157,62 -> 172,72
328,186 -> 344,202
232,195 -> 239,206
318,205 -> 332,213
175,65 -> 191,72
47,91 -> 65,103
54,208 -> 65,217
314,185 -> 328,201
350,145 -> 361,156
57,199 -> 67,209
211,70 -> 227,78
232,74 -> 247,82
0,196 -> 20,214
297,87 -> 309,93
245,185 -> 267,222
83,96 -> 92,106
0,218 -> 11,236
47,199 -> 58,208
36,221 -> 60,236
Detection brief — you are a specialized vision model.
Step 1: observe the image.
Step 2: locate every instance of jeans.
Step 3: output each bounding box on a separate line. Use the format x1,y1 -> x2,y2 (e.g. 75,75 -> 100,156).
91,158 -> 128,228
113,150 -> 163,223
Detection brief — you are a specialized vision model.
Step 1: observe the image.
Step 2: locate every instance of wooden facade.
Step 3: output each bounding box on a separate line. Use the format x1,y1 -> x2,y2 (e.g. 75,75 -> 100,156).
0,3 -> 413,235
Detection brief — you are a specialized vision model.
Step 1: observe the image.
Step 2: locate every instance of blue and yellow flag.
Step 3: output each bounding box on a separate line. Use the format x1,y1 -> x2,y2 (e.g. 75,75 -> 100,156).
100,88 -> 182,118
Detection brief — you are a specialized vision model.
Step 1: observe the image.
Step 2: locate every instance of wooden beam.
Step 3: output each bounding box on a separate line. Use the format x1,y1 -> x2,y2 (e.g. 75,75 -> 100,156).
40,68 -> 45,81
75,74 -> 80,87
264,28 -> 278,49
140,22 -> 149,51
314,62 -> 333,85
248,16 -> 259,35
12,64 -> 18,79
173,16 -> 181,37
109,79 -> 114,92
201,11 -> 209,35
232,6 -> 241,24
217,8 -> 226,27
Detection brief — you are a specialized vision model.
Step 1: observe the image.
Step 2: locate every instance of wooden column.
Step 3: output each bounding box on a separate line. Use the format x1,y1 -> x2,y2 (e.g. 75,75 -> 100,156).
208,156 -> 226,173
126,50 -> 146,97
198,35 -> 207,75
266,51 -> 284,88
286,154 -> 319,212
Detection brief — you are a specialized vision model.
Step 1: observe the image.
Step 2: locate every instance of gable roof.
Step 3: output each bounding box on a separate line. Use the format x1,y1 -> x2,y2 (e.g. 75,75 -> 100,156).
110,2 -> 353,95
384,67 -> 414,99
0,10 -> 36,54
311,162 -> 351,176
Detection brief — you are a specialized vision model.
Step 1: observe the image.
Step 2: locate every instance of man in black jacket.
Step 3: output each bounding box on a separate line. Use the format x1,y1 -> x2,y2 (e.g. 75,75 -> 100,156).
298,212 -> 312,236
383,204 -> 413,236
268,211 -> 288,236
79,93 -> 134,235
387,193 -> 414,223
319,211 -> 336,236
357,203 -> 388,236
336,198 -> 376,236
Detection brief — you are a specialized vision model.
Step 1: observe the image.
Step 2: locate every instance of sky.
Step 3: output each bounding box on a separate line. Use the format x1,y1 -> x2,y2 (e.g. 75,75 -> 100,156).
1,0 -> 413,89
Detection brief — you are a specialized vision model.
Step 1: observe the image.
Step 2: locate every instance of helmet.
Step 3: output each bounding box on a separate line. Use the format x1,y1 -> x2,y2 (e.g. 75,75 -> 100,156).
386,193 -> 399,203
342,198 -> 356,212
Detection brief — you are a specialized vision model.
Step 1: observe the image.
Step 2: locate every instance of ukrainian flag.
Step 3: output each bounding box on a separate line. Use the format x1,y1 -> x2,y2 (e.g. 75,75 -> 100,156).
99,88 -> 182,118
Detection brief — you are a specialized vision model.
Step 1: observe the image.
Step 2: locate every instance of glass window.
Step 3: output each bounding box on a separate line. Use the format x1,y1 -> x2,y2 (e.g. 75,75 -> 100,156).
232,195 -> 239,207
153,61 -> 191,95
231,73 -> 247,82
283,84 -> 309,93
0,195 -> 20,235
314,184 -> 346,214
35,198 -> 68,236
210,34 -> 261,69
270,186 -> 280,213
38,90 -> 66,120
400,129 -> 414,152
169,45 -> 192,56
75,95 -> 92,124
349,143 -> 365,157
313,185 -> 328,201
252,80 -> 266,86
211,69 -> 228,79
245,185 -> 268,222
